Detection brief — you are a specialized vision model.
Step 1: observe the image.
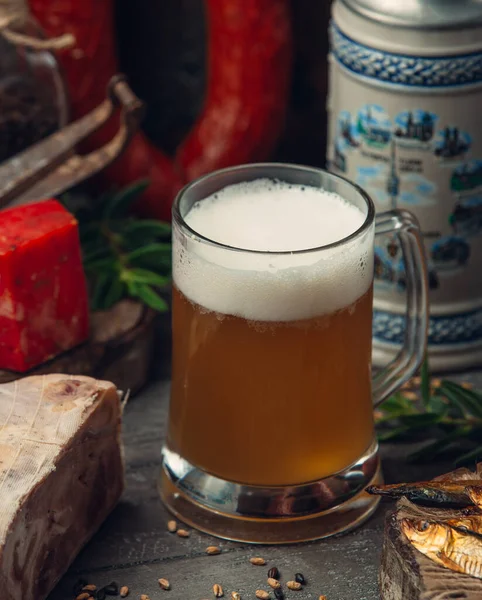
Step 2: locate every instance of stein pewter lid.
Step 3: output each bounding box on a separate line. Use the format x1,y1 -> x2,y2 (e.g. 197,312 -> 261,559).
340,0 -> 482,29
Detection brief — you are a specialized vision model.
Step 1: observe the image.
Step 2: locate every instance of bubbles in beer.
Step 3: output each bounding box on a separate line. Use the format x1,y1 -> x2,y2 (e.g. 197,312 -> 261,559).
174,179 -> 374,322
358,251 -> 368,273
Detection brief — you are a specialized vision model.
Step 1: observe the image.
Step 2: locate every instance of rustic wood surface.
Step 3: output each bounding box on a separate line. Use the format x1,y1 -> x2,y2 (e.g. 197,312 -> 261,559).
0,301 -> 157,396
47,370 -> 482,600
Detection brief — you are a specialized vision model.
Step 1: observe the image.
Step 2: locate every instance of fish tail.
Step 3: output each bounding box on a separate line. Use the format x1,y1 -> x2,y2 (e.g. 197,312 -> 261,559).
366,484 -> 408,497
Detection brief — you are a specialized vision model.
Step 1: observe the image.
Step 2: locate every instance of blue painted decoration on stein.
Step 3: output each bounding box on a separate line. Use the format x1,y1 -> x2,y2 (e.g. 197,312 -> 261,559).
327,0 -> 482,372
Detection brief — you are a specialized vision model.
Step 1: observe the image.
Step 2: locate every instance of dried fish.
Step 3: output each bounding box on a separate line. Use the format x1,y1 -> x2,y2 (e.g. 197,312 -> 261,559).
366,481 -> 482,508
440,510 -> 482,538
401,517 -> 482,579
467,485 -> 482,509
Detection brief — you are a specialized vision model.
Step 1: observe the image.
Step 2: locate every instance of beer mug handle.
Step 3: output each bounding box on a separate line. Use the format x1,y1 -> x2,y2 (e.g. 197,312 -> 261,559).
372,210 -> 429,407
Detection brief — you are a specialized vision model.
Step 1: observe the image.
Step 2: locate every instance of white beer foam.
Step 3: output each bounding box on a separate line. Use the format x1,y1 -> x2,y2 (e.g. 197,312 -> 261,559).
174,179 -> 374,321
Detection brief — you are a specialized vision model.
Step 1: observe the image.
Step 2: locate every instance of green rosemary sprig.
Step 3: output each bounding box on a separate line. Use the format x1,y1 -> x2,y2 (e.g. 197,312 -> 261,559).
62,180 -> 171,313
376,359 -> 482,466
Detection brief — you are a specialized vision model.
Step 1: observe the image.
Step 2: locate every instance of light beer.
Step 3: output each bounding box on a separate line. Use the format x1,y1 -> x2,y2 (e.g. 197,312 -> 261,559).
168,179 -> 375,487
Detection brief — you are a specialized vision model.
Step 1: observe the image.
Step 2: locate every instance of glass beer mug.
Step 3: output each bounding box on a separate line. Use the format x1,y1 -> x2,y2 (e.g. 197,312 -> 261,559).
160,164 -> 428,544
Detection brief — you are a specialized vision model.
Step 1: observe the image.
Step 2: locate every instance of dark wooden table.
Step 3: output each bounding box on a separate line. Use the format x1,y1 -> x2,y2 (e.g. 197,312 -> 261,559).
48,371 -> 482,600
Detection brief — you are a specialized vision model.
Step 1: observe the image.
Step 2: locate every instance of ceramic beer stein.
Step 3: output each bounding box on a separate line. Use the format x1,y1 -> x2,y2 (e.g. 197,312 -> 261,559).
327,0 -> 482,371
160,163 -> 428,543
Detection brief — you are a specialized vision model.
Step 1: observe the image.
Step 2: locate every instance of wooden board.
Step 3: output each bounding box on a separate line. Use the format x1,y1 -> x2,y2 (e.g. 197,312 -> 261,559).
380,470 -> 482,600
0,300 -> 158,396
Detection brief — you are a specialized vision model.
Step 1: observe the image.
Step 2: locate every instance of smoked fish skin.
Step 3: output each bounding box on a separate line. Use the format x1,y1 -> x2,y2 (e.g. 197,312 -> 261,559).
401,517 -> 482,579
367,481 -> 482,508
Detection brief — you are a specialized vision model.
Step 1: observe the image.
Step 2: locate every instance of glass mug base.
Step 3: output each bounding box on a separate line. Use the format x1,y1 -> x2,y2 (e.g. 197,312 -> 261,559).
159,439 -> 382,544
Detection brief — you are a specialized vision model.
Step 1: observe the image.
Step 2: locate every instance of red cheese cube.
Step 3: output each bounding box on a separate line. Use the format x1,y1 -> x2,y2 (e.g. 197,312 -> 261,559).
0,199 -> 89,372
